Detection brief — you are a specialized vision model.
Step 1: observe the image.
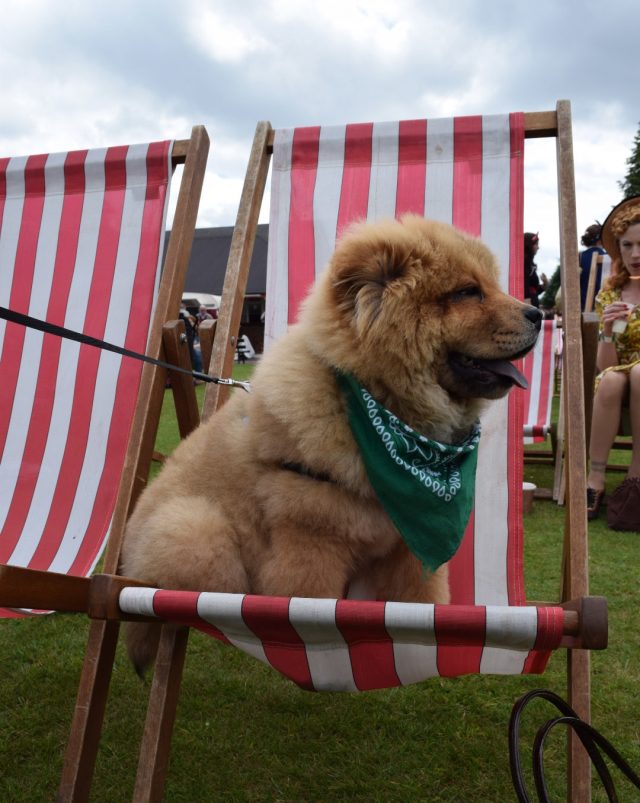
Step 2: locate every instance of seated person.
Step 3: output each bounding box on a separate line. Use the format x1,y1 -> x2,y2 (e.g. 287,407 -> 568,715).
579,222 -> 605,311
524,232 -> 547,308
586,197 -> 640,524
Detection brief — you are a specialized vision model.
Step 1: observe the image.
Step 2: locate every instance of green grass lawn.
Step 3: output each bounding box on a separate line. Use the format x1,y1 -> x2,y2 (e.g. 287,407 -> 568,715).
1,371 -> 639,802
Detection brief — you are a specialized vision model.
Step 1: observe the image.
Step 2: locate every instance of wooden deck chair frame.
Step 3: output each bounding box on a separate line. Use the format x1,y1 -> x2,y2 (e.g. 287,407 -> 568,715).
540,240 -> 610,506
0,125 -> 209,795
1,103 -> 596,802
584,251 -> 611,314
59,127 -> 214,799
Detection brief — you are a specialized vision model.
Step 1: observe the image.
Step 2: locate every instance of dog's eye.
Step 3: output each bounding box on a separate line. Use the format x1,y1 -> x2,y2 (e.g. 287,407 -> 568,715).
450,286 -> 483,302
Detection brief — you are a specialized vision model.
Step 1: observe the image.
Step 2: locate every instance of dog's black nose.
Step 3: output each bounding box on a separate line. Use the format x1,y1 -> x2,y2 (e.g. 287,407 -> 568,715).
523,305 -> 543,329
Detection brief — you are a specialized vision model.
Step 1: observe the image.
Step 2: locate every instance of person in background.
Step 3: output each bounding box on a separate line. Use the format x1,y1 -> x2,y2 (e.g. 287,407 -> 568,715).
579,222 -> 605,311
196,304 -> 213,323
524,232 -> 547,308
179,302 -> 202,372
586,196 -> 640,524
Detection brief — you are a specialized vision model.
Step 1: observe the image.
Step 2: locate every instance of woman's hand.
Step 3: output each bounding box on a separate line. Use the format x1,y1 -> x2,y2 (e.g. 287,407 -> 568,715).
601,302 -> 632,334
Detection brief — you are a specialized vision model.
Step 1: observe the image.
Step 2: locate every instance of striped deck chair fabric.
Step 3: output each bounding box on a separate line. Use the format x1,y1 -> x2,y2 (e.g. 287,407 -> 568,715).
523,318 -> 558,444
133,115 -> 564,687
120,587 -> 567,691
0,142 -> 173,617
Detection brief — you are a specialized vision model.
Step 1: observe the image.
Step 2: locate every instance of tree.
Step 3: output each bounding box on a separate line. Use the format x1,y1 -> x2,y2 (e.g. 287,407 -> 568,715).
619,121 -> 640,198
539,264 -> 560,311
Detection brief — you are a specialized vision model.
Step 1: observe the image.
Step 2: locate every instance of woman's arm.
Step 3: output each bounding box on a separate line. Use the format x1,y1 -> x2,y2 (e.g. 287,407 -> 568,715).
596,301 -> 632,371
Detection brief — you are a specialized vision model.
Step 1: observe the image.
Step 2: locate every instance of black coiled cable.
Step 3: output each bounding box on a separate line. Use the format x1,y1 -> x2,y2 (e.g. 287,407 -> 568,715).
509,689 -> 640,802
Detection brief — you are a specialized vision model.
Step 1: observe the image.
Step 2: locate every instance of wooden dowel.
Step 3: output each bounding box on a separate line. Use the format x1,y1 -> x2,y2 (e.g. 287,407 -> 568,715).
0,565 -> 606,649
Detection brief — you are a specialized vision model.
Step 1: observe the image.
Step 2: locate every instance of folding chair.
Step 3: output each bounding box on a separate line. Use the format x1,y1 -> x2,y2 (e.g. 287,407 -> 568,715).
0,103 -> 603,802
584,252 -> 612,313
0,125 -> 209,773
0,128 -> 209,605
522,318 -> 560,496
521,315 -> 571,502
523,318 -> 559,449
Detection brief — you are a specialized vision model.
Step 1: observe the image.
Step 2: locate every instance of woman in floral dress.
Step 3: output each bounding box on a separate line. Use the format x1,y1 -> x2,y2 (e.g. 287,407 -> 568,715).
586,196 -> 640,522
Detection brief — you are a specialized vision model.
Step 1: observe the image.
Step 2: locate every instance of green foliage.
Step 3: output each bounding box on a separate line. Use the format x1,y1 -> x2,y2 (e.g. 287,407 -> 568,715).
619,122 -> 640,199
1,373 -> 639,801
539,265 -> 561,310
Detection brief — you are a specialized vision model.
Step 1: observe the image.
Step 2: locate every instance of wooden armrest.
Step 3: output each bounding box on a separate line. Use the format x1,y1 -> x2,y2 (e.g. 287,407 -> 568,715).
0,565 -> 152,622
2,565 -> 608,650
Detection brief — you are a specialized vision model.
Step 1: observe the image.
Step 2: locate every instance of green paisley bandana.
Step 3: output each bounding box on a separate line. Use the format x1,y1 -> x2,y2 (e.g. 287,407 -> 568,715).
336,371 -> 480,572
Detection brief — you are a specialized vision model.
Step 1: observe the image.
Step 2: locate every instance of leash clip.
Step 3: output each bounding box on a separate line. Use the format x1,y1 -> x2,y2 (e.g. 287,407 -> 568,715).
215,377 -> 251,393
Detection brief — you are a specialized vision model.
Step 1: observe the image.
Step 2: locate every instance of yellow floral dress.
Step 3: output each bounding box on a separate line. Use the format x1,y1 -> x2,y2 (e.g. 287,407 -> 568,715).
595,288 -> 640,388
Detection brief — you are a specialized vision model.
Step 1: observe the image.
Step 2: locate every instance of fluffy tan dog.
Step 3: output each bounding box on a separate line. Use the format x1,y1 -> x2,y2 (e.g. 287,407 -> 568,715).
121,215 -> 541,672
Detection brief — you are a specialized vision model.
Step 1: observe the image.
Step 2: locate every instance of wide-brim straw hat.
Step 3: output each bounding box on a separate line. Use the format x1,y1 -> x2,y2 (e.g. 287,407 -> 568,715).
601,195 -> 640,261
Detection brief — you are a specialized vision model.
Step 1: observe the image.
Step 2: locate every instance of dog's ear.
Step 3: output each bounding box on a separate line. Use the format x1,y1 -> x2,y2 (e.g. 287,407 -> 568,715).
331,239 -> 415,333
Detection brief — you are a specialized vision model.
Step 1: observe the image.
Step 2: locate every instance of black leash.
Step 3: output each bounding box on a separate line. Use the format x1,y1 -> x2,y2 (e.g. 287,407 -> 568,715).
509,689 -> 640,802
0,306 -> 251,392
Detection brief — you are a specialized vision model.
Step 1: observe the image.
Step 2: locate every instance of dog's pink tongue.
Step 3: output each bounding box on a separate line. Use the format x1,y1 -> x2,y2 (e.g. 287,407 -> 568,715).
483,359 -> 529,390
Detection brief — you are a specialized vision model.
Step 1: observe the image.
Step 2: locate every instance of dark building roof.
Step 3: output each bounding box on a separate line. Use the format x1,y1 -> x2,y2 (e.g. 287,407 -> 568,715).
173,224 -> 269,296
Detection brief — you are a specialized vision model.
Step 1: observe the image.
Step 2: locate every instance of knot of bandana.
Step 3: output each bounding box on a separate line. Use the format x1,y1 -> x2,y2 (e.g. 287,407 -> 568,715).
336,371 -> 480,572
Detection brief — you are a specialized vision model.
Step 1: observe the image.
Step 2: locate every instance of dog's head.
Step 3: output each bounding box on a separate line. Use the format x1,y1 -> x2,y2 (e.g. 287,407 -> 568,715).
302,215 -> 541,433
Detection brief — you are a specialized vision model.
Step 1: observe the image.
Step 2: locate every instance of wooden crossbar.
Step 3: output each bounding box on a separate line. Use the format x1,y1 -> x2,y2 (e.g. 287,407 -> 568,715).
0,564 -> 608,650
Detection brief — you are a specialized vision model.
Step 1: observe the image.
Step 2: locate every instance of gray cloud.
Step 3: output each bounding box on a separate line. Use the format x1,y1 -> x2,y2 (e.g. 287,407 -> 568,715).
0,0 -> 637,274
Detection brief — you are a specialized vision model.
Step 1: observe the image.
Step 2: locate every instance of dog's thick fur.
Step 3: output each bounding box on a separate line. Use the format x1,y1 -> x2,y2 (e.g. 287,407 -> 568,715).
121,215 -> 540,672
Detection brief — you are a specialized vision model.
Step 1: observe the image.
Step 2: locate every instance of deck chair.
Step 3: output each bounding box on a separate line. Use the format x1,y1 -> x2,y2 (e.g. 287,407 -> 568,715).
0,125 -> 209,776
522,316 -> 569,502
0,103 -> 603,802
523,318 -> 559,448
584,252 -> 611,313
0,129 -> 209,616
522,318 -> 561,497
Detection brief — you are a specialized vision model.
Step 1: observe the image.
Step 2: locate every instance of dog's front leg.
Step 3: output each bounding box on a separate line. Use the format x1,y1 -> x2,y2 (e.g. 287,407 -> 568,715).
364,541 -> 451,604
256,528 -> 353,599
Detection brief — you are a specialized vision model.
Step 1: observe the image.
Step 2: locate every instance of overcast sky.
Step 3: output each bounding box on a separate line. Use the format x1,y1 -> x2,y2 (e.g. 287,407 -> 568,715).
1,0 -> 637,276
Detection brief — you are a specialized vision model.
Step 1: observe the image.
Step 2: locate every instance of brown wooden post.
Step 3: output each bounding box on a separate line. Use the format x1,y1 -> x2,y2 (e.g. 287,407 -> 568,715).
555,99 -> 592,803
202,121 -> 273,419
132,626 -> 190,803
584,252 -> 601,313
581,312 -> 600,455
131,120 -> 273,799
58,126 -> 210,802
198,317 -> 216,374
162,320 -> 201,438
58,620 -> 122,801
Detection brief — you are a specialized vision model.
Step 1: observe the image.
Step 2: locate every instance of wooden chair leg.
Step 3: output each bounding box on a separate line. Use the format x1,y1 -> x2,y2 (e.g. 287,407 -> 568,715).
58,620 -> 121,802
132,625 -> 190,803
553,382 -> 566,504
163,320 -> 201,438
198,318 -> 216,374
568,649 -> 591,802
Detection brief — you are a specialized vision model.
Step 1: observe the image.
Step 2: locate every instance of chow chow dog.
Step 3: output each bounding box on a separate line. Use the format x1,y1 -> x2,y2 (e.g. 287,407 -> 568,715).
121,215 -> 541,672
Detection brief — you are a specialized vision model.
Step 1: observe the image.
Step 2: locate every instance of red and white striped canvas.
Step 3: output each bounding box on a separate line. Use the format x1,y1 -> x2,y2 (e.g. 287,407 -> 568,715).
523,318 -> 558,444
0,142 -> 173,617
120,587 -> 566,691
258,115 -> 558,680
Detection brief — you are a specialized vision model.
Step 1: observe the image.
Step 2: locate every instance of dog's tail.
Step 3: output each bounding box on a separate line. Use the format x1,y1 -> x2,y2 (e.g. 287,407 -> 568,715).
124,621 -> 162,678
